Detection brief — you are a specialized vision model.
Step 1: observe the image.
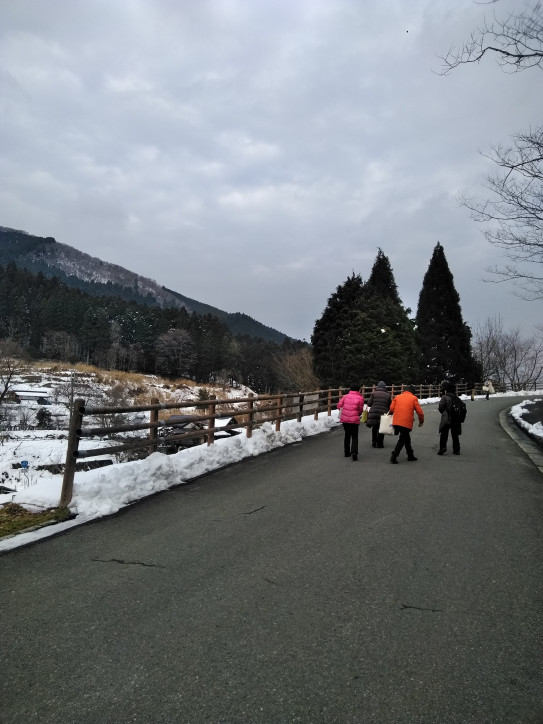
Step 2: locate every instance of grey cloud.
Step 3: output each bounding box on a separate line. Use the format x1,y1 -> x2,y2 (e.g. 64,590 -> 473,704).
0,0 -> 541,340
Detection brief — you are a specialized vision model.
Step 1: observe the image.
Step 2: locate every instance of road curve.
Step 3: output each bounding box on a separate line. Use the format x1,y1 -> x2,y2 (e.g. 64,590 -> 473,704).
1,397 -> 542,723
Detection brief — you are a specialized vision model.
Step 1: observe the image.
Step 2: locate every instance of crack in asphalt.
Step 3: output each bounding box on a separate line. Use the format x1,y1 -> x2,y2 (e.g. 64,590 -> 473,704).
243,505 -> 265,515
91,557 -> 166,568
400,603 -> 442,612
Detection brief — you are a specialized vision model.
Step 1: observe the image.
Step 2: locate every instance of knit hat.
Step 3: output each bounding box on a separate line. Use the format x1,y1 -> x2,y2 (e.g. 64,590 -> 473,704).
377,381 -> 387,389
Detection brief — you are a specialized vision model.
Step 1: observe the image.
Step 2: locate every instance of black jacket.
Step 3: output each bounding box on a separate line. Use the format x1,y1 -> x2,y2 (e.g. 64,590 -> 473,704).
366,386 -> 391,427
438,393 -> 462,435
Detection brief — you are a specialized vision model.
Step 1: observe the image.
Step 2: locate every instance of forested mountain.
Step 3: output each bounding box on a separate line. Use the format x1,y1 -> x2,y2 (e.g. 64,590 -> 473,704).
0,227 -> 288,343
0,263 -> 305,392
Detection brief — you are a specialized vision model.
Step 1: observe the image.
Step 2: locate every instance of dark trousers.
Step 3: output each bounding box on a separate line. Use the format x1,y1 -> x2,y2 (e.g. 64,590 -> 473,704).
440,425 -> 460,453
370,424 -> 385,447
393,426 -> 414,458
343,423 -> 359,456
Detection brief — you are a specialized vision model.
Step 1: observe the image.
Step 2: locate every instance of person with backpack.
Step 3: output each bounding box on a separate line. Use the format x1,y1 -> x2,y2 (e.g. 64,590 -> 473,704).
438,382 -> 467,456
337,385 -> 365,461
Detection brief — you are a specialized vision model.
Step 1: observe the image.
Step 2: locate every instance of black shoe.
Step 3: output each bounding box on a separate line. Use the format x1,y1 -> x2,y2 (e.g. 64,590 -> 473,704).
438,449 -> 446,455
372,442 -> 377,448
407,455 -> 418,461
390,454 -> 398,464
352,453 -> 358,461
453,451 -> 460,455
345,452 -> 350,457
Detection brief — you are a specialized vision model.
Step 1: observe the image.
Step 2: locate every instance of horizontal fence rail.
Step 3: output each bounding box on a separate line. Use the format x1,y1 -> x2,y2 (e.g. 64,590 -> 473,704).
58,381 -> 501,507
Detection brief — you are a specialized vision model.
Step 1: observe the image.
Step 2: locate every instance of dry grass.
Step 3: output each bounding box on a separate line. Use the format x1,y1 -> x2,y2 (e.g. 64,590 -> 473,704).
16,361 -> 245,421
0,503 -> 71,539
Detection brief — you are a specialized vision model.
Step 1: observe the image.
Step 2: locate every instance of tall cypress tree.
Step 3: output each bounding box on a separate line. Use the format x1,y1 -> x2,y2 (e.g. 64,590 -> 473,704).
361,249 -> 420,384
416,242 -> 480,383
311,273 -> 366,387
311,252 -> 420,387
365,248 -> 402,304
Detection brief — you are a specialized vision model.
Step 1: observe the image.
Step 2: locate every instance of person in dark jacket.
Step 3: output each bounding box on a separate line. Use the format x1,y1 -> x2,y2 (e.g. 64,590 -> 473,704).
438,382 -> 463,455
365,381 -> 391,448
337,385 -> 365,461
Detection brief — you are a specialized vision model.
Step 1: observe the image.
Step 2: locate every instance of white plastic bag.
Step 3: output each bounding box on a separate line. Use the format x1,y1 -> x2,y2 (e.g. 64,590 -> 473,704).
379,413 -> 394,435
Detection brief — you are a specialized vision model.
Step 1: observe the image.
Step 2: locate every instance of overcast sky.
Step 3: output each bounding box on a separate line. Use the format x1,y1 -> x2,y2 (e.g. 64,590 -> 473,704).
1,0 -> 541,341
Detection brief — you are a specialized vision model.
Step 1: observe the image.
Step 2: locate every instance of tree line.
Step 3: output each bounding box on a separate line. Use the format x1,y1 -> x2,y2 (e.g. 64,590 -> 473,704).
311,244 -> 481,388
0,262 -> 305,393
2,244 -> 541,395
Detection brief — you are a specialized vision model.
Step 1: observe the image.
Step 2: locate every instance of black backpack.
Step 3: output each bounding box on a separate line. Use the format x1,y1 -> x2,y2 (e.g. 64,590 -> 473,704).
450,394 -> 467,423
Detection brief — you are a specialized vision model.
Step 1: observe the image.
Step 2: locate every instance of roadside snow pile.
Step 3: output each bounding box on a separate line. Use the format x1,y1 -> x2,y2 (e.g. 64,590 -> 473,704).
3,414 -> 339,519
510,399 -> 543,443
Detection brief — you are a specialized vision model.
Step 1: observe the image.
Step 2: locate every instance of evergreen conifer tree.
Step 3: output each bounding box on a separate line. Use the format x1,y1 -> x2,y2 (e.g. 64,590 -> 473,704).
361,249 -> 419,383
312,253 -> 420,387
416,242 -> 480,383
365,248 -> 402,304
311,273 -> 366,387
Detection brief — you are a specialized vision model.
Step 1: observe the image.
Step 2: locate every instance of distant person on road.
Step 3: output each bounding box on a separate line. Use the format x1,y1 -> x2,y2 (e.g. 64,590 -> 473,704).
389,385 -> 424,464
483,379 -> 495,400
438,382 -> 467,456
337,385 -> 365,461
365,381 -> 391,449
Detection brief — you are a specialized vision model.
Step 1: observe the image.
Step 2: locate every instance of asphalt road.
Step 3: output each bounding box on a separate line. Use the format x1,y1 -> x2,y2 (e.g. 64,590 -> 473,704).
1,397 -> 542,724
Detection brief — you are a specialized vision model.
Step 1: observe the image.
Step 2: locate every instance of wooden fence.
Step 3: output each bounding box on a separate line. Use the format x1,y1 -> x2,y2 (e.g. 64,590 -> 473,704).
58,381 -> 493,507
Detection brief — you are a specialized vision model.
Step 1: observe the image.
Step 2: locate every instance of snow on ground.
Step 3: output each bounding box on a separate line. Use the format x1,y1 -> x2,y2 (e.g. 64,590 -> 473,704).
510,398 -> 543,443
1,390 -> 541,553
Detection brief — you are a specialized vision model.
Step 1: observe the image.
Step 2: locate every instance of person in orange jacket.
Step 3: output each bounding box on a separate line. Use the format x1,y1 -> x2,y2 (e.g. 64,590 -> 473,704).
389,385 -> 424,464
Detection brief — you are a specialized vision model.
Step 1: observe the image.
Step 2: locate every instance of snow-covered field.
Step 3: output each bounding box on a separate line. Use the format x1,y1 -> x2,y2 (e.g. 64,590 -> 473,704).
1,375 -> 541,553
0,364 -> 253,500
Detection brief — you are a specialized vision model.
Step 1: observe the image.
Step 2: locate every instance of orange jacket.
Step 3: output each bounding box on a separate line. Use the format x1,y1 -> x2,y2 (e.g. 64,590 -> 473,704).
389,391 -> 424,430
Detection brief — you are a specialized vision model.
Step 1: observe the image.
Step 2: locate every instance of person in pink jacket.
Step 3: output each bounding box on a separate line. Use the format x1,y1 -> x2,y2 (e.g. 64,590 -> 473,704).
337,385 -> 365,461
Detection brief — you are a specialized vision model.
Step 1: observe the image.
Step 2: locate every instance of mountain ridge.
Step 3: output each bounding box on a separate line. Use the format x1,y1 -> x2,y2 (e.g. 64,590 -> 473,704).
0,227 -> 291,343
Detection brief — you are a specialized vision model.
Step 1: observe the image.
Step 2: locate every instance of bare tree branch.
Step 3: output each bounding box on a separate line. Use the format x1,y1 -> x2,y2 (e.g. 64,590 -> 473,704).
0,340 -> 29,406
440,3 -> 543,74
473,316 -> 543,389
459,126 -> 543,299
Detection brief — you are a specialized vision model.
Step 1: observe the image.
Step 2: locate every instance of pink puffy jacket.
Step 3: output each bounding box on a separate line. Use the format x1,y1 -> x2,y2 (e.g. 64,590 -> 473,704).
337,390 -> 365,424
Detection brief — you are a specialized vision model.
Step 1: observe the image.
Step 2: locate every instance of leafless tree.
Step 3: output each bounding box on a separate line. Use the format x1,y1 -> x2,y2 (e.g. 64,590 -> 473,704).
273,347 -> 320,392
460,127 -> 543,299
156,329 -> 196,378
472,316 -> 502,381
473,316 -> 543,389
440,3 -> 543,74
440,3 -> 543,298
0,339 -> 29,405
40,330 -> 80,363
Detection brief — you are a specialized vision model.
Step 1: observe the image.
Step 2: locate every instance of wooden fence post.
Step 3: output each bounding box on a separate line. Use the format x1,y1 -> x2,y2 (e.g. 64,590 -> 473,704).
276,395 -> 283,432
246,393 -> 254,438
327,389 -> 332,416
207,396 -> 216,445
297,393 -> 304,423
59,398 -> 85,509
148,397 -> 159,456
